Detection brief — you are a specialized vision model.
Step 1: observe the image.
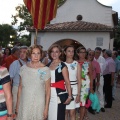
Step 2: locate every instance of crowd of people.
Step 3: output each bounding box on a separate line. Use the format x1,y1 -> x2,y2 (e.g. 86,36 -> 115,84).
0,44 -> 120,120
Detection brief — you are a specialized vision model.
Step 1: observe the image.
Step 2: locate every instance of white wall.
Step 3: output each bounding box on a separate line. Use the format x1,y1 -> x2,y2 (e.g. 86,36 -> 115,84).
51,0 -> 114,27
31,31 -> 111,50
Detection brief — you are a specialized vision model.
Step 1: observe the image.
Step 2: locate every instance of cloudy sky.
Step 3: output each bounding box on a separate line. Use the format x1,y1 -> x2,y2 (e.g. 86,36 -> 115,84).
0,0 -> 119,24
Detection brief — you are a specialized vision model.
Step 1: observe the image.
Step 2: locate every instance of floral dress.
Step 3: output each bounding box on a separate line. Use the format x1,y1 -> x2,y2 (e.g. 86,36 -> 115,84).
78,61 -> 90,106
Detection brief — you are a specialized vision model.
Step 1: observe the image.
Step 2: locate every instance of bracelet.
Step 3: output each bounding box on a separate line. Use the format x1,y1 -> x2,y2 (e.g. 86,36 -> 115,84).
68,96 -> 72,99
7,114 -> 12,117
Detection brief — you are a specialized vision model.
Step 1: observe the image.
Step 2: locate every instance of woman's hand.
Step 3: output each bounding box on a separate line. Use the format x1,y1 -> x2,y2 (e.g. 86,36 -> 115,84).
12,112 -> 18,120
96,81 -> 100,87
75,95 -> 80,103
43,108 -> 48,120
90,89 -> 94,94
64,97 -> 71,104
6,117 -> 13,120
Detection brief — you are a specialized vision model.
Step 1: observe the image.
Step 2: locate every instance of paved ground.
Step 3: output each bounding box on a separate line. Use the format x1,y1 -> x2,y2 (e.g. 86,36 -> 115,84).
75,83 -> 120,120
87,83 -> 120,120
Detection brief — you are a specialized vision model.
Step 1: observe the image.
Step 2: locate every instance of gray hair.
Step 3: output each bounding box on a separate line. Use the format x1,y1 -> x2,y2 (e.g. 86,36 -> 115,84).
105,49 -> 112,57
11,47 -> 20,54
20,46 -> 28,50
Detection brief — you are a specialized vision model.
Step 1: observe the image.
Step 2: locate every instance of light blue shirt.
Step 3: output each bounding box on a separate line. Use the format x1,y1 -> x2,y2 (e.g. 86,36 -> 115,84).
9,59 -> 27,86
114,58 -> 120,72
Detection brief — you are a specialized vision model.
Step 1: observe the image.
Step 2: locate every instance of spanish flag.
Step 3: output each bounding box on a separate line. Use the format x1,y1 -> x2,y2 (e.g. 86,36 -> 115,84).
24,0 -> 58,30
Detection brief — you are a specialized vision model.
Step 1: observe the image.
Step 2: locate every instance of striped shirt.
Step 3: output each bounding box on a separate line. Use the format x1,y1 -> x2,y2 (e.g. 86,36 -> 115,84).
0,67 -> 10,118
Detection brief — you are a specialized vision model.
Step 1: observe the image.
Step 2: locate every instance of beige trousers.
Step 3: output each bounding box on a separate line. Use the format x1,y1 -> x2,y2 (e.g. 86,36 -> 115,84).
12,86 -> 18,113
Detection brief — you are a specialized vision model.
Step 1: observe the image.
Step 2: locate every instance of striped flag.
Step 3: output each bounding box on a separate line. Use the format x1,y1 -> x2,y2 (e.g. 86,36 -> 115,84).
24,0 -> 58,30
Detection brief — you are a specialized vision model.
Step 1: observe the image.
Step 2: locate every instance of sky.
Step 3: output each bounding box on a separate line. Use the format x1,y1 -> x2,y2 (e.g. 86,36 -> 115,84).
0,0 -> 120,25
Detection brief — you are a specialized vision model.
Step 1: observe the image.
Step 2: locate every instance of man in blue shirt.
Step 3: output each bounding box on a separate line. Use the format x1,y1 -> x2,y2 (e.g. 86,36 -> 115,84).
9,46 -> 28,116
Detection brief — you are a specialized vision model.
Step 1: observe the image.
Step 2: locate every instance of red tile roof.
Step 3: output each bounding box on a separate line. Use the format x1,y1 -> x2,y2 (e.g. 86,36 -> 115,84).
28,20 -> 113,32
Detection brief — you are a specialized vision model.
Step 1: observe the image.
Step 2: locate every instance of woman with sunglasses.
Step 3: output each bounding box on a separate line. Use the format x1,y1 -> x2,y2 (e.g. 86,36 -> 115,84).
76,47 -> 93,120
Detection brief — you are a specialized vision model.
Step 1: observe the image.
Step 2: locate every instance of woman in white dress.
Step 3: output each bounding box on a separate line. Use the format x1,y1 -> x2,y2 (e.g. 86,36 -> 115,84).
64,45 -> 81,120
16,45 -> 51,120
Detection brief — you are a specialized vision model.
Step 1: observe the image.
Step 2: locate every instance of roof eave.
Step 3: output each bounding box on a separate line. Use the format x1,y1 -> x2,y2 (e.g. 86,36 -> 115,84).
28,29 -> 113,32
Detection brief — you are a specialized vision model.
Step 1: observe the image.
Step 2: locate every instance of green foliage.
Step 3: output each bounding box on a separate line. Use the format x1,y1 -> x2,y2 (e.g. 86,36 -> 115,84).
18,34 -> 31,46
58,0 -> 66,6
0,24 -> 17,47
11,4 -> 32,46
11,4 -> 32,31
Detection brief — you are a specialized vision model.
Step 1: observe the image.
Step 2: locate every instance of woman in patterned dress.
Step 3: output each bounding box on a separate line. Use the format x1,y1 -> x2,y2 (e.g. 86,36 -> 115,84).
0,52 -> 13,120
76,47 -> 93,120
47,44 -> 72,120
16,45 -> 51,120
64,45 -> 81,120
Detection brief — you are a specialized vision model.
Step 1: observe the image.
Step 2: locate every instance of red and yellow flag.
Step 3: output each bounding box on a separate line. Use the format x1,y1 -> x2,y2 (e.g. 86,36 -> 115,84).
24,0 -> 58,30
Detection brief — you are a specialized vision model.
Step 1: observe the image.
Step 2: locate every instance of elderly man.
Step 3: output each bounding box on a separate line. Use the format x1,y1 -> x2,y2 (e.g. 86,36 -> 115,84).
103,49 -> 115,108
9,46 -> 28,116
94,47 -> 106,112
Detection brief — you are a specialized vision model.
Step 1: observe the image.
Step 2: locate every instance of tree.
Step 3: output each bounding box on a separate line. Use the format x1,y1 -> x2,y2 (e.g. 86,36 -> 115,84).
18,34 -> 31,46
114,18 -> 120,50
0,24 -> 17,47
11,4 -> 32,32
11,4 -> 32,46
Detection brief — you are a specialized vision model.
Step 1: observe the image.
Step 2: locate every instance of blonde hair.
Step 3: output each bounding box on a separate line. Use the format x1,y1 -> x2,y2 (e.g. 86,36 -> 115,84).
48,44 -> 62,60
28,45 -> 43,56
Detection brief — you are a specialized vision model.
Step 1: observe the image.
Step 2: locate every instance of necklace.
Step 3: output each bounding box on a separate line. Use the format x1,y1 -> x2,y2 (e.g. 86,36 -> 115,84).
52,60 -> 61,65
30,61 -> 40,68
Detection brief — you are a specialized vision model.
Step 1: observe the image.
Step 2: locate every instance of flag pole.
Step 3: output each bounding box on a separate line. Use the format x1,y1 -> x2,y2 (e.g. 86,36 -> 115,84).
34,28 -> 38,45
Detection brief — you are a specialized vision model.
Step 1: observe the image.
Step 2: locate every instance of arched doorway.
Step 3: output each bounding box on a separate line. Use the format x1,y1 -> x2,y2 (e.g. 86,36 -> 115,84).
53,39 -> 84,50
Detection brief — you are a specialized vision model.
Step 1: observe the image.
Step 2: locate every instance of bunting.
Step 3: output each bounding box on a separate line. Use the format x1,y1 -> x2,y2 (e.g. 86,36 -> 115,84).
24,0 -> 58,30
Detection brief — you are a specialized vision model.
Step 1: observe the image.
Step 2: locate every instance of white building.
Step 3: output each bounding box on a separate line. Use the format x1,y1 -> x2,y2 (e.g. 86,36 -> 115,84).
29,0 -> 118,50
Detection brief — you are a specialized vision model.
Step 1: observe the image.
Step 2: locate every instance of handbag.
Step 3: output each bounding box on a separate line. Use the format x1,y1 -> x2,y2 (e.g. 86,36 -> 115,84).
58,92 -> 68,103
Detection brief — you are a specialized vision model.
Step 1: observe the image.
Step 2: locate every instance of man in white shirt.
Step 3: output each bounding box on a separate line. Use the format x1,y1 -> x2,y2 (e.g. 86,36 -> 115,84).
94,47 -> 106,112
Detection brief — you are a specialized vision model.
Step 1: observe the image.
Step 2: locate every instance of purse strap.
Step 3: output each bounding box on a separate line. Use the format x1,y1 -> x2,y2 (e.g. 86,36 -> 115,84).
18,60 -> 23,67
